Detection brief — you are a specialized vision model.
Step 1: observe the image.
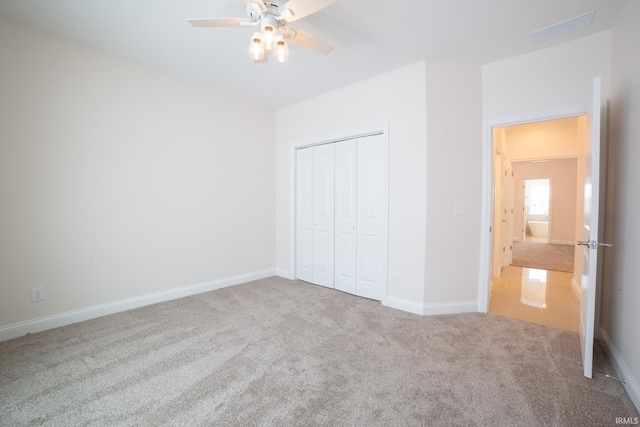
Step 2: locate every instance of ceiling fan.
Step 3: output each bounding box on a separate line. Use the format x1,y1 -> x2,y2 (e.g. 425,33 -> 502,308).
188,0 -> 336,63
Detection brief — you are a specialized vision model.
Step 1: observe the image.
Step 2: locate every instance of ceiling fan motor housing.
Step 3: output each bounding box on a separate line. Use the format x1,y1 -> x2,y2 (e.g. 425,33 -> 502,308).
247,1 -> 283,21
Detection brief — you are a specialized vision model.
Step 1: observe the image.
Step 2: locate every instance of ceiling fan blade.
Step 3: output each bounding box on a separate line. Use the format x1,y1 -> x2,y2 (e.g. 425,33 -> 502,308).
284,26 -> 333,56
244,0 -> 267,13
187,18 -> 252,28
278,0 -> 336,22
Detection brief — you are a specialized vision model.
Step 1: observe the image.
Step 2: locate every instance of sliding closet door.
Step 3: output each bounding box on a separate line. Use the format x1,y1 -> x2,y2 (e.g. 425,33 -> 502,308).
356,134 -> 388,301
295,147 -> 314,283
312,144 -> 335,288
334,139 -> 357,294
295,133 -> 387,300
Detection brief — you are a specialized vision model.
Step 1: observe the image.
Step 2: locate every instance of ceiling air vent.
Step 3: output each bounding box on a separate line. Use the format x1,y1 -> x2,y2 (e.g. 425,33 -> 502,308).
531,10 -> 595,43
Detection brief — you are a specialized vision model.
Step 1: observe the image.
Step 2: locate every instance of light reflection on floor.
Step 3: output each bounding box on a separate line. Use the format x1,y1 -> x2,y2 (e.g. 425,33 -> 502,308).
489,265 -> 579,332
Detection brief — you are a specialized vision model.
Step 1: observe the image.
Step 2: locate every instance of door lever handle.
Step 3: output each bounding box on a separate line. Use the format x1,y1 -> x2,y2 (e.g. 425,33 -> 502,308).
577,240 -> 613,249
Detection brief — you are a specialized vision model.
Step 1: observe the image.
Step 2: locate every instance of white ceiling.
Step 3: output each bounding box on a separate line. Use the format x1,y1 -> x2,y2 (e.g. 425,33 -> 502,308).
0,0 -> 626,108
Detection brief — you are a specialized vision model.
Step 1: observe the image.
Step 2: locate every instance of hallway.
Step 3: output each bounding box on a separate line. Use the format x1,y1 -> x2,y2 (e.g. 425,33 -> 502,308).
489,266 -> 579,332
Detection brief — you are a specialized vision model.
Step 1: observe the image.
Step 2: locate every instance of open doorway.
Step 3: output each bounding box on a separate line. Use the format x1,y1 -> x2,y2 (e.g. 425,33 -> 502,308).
488,115 -> 587,332
523,178 -> 550,242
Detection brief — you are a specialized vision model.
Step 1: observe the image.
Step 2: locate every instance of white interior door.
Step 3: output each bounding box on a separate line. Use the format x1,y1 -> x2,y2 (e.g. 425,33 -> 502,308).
506,162 -> 514,265
356,134 -> 388,301
491,149 -> 503,278
312,144 -> 335,288
499,157 -> 509,268
579,76 -> 607,379
334,139 -> 357,294
295,147 -> 313,283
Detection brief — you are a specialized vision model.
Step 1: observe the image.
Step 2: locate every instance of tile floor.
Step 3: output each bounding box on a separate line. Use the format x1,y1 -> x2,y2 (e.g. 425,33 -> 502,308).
489,265 -> 579,332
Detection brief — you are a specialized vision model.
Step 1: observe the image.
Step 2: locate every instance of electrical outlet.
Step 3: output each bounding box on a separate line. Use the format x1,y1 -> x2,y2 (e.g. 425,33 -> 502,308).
31,287 -> 45,302
389,273 -> 396,284
255,252 -> 261,263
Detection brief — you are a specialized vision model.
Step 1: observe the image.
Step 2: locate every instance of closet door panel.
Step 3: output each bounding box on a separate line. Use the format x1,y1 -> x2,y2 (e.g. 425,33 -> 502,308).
295,148 -> 314,282
334,139 -> 357,294
312,144 -> 335,288
356,134 -> 388,301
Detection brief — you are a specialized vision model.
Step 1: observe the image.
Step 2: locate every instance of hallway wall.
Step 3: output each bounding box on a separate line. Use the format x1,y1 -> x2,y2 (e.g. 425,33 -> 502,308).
503,117 -> 581,161
511,159 -> 578,244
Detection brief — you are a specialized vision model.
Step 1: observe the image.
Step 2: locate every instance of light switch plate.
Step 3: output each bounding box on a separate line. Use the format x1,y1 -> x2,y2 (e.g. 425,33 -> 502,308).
455,202 -> 466,215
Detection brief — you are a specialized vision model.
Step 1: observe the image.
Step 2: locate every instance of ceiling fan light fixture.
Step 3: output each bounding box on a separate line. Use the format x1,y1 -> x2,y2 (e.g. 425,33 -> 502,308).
190,0 -> 335,64
274,35 -> 289,63
248,32 -> 265,61
261,19 -> 277,49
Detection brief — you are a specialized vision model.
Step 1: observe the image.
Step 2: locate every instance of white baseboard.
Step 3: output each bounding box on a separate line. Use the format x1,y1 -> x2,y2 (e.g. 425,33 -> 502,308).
0,269 -> 276,343
572,277 -> 581,300
383,296 -> 478,316
422,300 -> 478,316
383,296 -> 425,315
275,268 -> 294,280
599,327 -> 640,412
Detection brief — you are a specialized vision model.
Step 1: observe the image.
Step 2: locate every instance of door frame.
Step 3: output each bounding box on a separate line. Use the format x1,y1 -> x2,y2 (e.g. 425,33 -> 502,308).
478,106 -> 588,312
289,123 -> 389,301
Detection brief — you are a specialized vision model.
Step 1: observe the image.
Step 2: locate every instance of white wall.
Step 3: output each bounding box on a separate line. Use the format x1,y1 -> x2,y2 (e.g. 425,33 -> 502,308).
424,62 -> 482,306
276,61 -> 428,307
0,16 -> 276,330
602,0 -> 640,409
483,31 -> 612,120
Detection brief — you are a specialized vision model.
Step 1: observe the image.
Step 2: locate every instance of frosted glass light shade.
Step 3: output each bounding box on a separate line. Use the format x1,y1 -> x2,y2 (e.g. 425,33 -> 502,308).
262,24 -> 276,50
274,35 -> 289,63
248,32 -> 265,61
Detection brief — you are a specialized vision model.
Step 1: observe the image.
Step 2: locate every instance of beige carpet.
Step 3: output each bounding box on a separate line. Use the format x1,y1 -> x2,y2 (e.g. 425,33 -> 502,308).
1,277 -> 637,426
512,241 -> 575,273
